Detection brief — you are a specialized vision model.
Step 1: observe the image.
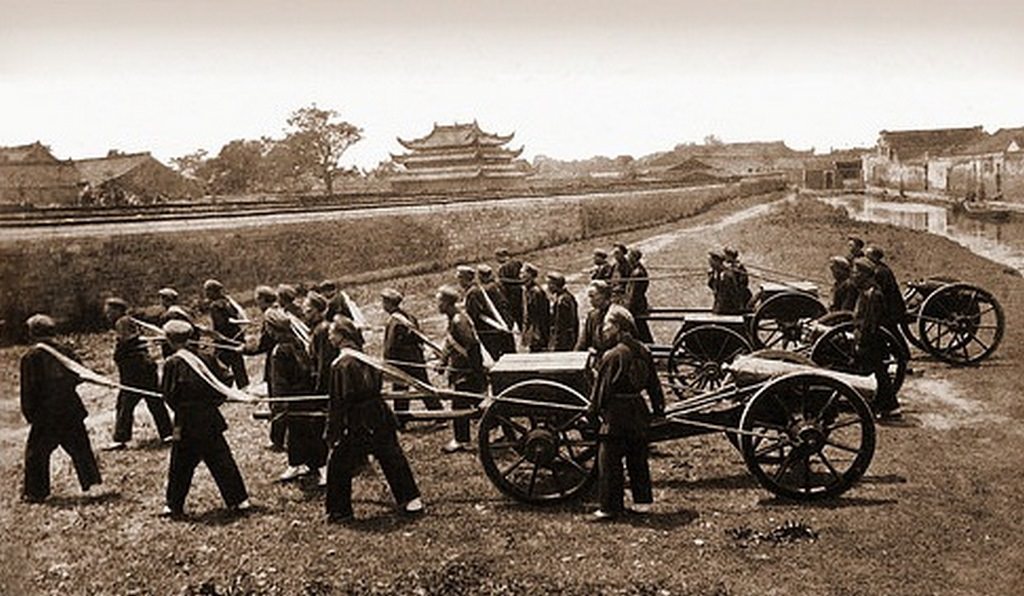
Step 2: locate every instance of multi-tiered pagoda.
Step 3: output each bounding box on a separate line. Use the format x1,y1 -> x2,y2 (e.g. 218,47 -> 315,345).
391,121 -> 529,192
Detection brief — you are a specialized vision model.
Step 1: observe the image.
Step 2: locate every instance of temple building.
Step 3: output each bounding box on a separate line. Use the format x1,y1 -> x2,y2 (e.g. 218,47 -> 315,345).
391,121 -> 530,193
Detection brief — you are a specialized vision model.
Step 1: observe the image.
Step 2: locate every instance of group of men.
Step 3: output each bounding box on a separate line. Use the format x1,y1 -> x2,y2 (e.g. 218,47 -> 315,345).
827,235 -> 906,420
18,234 -> 905,523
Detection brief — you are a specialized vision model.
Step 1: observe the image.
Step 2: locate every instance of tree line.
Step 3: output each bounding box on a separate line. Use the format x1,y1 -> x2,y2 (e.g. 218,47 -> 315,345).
171,104 -> 372,197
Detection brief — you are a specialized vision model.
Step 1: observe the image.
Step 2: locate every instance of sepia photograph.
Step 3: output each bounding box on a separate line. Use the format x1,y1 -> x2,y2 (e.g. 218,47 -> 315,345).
1,1 -> 1022,594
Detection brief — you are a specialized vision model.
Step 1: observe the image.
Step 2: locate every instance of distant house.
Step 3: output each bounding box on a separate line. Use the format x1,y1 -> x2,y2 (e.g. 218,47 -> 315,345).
74,151 -> 200,204
862,126 -> 987,192
644,140 -> 812,184
801,149 -> 869,190
0,142 -> 80,205
943,127 -> 1024,201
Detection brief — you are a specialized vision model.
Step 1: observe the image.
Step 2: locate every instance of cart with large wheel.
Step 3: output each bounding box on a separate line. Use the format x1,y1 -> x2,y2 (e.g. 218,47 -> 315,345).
476,352 -> 876,504
642,281 -> 827,398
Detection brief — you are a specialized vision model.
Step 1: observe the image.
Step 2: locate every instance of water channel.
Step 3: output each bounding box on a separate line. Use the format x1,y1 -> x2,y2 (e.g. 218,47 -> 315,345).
818,194 -> 1024,275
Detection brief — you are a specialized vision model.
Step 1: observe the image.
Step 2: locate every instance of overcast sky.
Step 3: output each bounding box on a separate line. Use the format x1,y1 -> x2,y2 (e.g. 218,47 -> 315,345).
2,0 -> 1022,168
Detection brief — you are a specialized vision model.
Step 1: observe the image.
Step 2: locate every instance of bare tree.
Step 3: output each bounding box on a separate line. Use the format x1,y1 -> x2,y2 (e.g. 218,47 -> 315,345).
284,104 -> 363,196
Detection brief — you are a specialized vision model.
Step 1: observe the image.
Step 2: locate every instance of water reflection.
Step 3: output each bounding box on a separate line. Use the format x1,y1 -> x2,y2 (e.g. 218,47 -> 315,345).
820,195 -> 1024,274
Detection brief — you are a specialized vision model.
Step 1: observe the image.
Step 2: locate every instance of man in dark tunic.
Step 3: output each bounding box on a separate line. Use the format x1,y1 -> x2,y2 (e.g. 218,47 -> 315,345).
625,248 -> 654,343
865,246 -> 907,336
243,286 -> 284,451
609,243 -> 631,304
203,278 -> 249,388
547,272 -> 579,351
103,298 -> 173,450
21,314 -> 103,503
320,280 -> 354,321
851,258 -> 901,420
828,256 -> 859,312
466,265 -> 516,361
723,247 -> 753,309
590,249 -> 614,281
495,248 -> 524,331
437,285 -> 486,453
576,280 -> 613,357
707,251 -> 746,315
382,288 -> 443,414
267,309 -> 326,485
521,263 -> 551,353
324,317 -> 422,523
304,292 -> 337,398
159,319 -> 250,517
277,284 -> 303,319
588,306 -> 665,520
847,235 -> 866,261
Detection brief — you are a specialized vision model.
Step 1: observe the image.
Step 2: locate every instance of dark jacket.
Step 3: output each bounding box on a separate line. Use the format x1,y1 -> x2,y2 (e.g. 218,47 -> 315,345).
625,263 -> 650,317
383,309 -> 426,366
310,319 -> 339,395
830,279 -> 859,313
522,282 -> 551,350
443,310 -> 485,387
270,340 -> 316,409
162,349 -> 231,439
209,297 -> 244,341
873,262 -> 906,326
575,304 -> 610,354
20,340 -> 87,426
853,283 -> 885,352
325,346 -> 393,445
590,340 -> 665,435
112,315 -> 157,386
708,268 -> 747,315
549,290 -> 579,351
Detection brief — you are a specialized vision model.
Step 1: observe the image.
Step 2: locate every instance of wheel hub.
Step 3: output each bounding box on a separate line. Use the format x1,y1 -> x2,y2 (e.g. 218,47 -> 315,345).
793,422 -> 826,450
698,362 -> 723,382
523,428 -> 558,465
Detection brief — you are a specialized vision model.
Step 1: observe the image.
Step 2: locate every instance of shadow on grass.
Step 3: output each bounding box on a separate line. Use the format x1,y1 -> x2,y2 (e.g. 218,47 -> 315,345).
661,472 -> 759,491
328,511 -> 424,534
133,438 -> 173,452
47,490 -> 122,508
187,504 -> 271,526
612,507 -> 699,529
756,495 -> 898,509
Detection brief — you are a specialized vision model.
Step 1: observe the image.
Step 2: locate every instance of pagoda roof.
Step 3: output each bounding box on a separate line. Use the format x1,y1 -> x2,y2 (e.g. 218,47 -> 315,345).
398,121 -> 515,151
391,145 -> 524,164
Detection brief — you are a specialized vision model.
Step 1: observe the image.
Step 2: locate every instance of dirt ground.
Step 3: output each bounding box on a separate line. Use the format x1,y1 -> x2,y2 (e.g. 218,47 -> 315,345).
1,193 -> 1022,595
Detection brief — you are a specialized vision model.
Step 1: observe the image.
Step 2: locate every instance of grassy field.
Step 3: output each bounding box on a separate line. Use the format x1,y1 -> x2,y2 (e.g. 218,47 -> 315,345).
1,193 -> 1022,595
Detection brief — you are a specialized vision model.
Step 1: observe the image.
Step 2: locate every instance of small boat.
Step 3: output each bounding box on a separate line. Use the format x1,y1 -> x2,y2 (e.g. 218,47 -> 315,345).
961,201 -> 1012,223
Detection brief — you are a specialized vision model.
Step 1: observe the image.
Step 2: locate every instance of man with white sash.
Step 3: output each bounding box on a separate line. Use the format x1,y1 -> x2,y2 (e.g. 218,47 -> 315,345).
20,314 -> 103,503
160,319 -> 251,517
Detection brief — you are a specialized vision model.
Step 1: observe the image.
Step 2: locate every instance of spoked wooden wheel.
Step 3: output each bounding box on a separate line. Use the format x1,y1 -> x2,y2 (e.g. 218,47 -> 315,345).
478,380 -> 597,504
739,373 -> 875,501
666,324 -> 752,399
810,322 -> 908,394
750,292 -> 827,351
917,283 -> 1004,365
900,285 -> 928,350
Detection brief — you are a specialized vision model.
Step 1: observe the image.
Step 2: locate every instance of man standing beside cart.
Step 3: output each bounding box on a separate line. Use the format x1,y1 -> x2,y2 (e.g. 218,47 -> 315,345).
851,258 -> 901,421
588,306 -> 665,520
437,285 -> 486,453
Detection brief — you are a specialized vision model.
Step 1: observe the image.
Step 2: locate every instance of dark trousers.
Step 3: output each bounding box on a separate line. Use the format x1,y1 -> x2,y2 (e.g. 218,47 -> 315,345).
24,421 -> 102,500
268,402 -> 287,448
325,428 -> 420,518
113,390 -> 173,442
597,433 -> 653,513
392,366 -> 443,412
452,377 -> 484,443
287,416 -> 327,468
166,432 -> 248,512
858,340 -> 899,412
217,349 -> 249,389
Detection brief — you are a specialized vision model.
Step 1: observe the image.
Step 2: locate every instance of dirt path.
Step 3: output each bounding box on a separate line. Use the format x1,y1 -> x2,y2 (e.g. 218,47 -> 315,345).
2,194 -> 1022,596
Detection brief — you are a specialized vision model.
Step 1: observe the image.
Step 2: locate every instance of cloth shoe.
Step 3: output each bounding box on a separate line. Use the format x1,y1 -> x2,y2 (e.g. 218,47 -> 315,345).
591,509 -> 616,521
316,467 -> 328,487
442,439 -> 471,453
630,503 -> 652,514
103,441 -> 127,451
278,465 -> 307,482
403,497 -> 425,514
